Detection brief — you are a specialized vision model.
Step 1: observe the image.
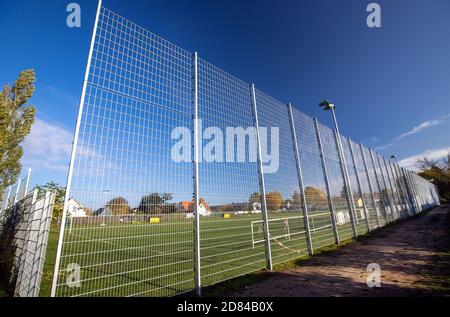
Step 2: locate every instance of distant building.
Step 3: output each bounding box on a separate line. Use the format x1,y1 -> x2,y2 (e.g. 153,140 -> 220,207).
252,202 -> 261,213
94,206 -> 114,216
66,198 -> 87,217
177,200 -> 211,217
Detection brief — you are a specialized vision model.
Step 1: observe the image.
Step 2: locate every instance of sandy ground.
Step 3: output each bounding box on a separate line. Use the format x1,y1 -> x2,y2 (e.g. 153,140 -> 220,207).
230,205 -> 450,297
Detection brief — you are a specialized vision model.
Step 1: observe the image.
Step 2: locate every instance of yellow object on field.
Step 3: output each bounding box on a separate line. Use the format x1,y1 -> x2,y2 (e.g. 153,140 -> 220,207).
223,213 -> 231,219
149,217 -> 161,224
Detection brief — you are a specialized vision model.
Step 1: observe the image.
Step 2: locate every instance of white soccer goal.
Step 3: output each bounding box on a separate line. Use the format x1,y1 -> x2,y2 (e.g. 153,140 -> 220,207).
251,216 -> 306,249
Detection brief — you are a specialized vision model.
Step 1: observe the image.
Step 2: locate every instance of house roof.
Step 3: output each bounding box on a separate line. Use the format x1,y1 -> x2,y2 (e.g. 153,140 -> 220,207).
179,201 -> 193,212
178,200 -> 211,213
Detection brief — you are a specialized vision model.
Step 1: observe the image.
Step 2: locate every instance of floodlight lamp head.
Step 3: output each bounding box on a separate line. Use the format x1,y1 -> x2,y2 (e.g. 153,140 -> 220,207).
319,100 -> 334,110
390,155 -> 397,159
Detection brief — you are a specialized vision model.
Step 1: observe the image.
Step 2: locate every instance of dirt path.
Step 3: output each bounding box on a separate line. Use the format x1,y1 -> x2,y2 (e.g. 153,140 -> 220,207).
230,205 -> 450,297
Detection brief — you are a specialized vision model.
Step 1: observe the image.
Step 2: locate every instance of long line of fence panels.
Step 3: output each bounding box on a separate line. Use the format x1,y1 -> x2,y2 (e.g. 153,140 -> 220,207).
51,3 -> 440,297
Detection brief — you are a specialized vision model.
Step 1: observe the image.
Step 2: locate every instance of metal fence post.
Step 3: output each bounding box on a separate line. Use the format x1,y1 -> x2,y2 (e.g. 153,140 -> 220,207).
50,0 -> 103,297
14,178 -> 22,204
360,145 -> 381,228
371,149 -> 391,224
348,138 -> 371,232
250,84 -> 273,271
333,130 -> 358,238
288,103 -> 313,256
315,119 -> 340,245
192,51 -> 202,296
24,168 -> 32,196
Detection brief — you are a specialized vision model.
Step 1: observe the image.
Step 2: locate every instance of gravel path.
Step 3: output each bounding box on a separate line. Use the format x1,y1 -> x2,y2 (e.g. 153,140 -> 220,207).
230,205 -> 450,297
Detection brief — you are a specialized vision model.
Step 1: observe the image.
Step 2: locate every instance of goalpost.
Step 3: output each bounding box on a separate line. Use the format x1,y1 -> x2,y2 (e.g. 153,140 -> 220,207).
251,216 -> 304,249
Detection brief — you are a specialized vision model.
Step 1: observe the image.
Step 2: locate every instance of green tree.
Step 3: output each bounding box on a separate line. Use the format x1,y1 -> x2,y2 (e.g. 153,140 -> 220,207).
34,181 -> 66,223
418,155 -> 450,203
0,70 -> 36,198
138,193 -> 174,214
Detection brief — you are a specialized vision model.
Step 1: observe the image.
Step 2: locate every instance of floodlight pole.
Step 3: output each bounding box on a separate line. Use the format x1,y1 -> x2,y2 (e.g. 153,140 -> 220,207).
315,119 -> 340,245
327,106 -> 358,237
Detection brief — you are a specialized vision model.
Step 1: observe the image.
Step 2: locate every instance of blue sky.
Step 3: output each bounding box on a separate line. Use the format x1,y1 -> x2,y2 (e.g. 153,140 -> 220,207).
1,0 -> 450,189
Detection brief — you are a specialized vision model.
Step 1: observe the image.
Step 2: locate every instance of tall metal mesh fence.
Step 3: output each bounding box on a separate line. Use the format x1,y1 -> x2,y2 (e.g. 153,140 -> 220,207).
349,139 -> 380,230
0,184 -> 55,297
53,6 -> 195,297
341,136 -> 369,234
197,59 -> 266,287
51,2 -> 441,297
362,146 -> 387,226
255,90 -> 309,264
291,109 -> 336,250
316,122 -> 353,241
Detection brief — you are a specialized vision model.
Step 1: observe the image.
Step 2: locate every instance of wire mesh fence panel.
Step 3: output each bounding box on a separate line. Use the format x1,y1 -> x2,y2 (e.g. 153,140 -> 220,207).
197,59 -> 267,287
54,6 -> 195,297
317,123 -> 353,241
7,183 -> 19,208
16,172 -> 31,203
393,164 -> 412,217
46,2 -> 442,298
387,162 -> 406,218
362,146 -> 387,226
375,154 -> 396,222
15,191 -> 56,297
12,194 -> 35,295
407,170 -> 421,213
290,109 -> 336,249
349,140 -> 379,230
412,173 -> 423,210
341,137 -> 369,234
255,90 -> 309,264
383,158 -> 403,219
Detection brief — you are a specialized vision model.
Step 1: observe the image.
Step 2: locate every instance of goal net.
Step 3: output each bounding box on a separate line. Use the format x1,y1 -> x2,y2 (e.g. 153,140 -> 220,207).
251,216 -> 305,249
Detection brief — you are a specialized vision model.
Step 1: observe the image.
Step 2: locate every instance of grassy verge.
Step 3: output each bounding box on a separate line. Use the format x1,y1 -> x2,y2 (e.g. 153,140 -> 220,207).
38,225 -> 60,297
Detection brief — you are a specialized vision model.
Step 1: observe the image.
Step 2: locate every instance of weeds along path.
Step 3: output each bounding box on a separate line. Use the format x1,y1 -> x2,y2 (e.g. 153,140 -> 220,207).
229,205 -> 450,297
